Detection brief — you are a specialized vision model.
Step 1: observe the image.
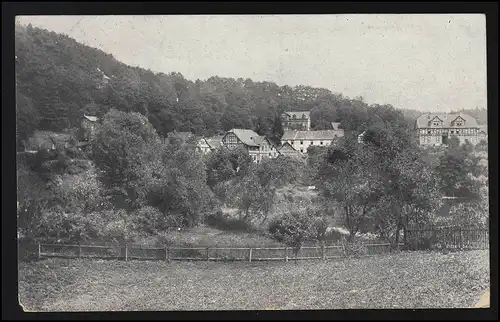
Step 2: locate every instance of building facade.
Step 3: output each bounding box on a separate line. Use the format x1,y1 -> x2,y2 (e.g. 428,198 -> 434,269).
221,129 -> 280,163
415,113 -> 483,146
281,129 -> 344,154
82,115 -> 99,141
278,142 -> 306,162
478,125 -> 488,144
197,135 -> 224,154
281,111 -> 311,131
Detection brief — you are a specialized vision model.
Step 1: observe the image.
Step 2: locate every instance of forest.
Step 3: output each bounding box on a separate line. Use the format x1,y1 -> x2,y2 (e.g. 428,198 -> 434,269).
16,23 -> 489,253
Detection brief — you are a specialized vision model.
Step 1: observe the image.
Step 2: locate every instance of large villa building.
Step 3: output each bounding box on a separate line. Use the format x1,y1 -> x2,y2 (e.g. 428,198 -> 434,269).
281,128 -> 344,154
281,111 -> 311,131
415,112 -> 487,146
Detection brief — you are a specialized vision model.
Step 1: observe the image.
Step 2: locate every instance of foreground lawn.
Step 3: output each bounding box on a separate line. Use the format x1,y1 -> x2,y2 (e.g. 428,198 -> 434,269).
19,250 -> 489,311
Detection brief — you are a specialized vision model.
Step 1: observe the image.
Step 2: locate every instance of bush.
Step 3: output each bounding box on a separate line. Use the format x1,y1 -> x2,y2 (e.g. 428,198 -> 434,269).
131,206 -> 166,235
30,208 -> 137,245
205,210 -> 255,232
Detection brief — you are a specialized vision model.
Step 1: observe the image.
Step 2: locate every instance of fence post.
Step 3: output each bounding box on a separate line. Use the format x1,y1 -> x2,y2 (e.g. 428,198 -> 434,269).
321,244 -> 326,261
284,247 -> 288,262
125,245 -> 128,261
459,229 -> 463,249
206,247 -> 210,261
38,243 -> 41,260
248,248 -> 252,262
78,245 -> 82,258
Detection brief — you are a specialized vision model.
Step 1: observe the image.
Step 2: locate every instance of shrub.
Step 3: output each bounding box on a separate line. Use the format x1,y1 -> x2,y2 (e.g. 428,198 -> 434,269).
131,206 -> 166,235
205,210 -> 255,232
268,210 -> 317,259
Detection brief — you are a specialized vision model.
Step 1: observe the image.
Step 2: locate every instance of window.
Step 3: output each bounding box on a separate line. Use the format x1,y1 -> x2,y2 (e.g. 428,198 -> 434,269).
436,137 -> 439,142
311,141 -> 314,145
457,122 -> 462,126
427,130 -> 431,134
300,149 -> 303,153
320,141 -> 323,145
451,130 -> 454,134
293,115 -> 296,119
300,141 -> 303,145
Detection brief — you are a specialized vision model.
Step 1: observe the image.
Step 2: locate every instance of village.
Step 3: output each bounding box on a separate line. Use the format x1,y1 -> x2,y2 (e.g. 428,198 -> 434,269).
20,110 -> 488,164
14,14 -> 490,313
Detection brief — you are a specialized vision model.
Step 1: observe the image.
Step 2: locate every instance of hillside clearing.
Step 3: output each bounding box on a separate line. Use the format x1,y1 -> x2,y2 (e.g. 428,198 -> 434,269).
19,250 -> 489,311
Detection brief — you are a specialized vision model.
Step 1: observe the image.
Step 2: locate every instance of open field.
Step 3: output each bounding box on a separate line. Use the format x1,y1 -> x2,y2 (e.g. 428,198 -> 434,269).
19,250 -> 489,311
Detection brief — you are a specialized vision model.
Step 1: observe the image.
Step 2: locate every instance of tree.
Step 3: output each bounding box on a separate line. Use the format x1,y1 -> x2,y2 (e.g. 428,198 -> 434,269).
16,92 -> 40,149
137,132 -> 217,227
269,209 -> 318,263
90,109 -> 160,208
374,149 -> 443,246
317,137 -> 382,240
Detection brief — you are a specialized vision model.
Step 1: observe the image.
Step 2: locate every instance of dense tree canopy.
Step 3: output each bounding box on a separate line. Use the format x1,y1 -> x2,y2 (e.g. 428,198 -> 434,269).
15,23 -> 421,146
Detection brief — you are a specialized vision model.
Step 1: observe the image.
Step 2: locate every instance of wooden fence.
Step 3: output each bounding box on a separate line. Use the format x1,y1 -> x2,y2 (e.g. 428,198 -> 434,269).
407,228 -> 489,250
36,242 -> 404,262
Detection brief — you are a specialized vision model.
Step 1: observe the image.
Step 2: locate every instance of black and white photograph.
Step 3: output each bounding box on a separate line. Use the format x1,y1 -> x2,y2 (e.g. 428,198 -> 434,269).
15,14 -> 491,312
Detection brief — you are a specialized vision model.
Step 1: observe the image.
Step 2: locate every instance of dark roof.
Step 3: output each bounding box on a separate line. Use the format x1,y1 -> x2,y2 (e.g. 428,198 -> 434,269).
226,129 -> 260,147
176,131 -> 194,142
415,113 -> 479,129
282,111 -> 310,119
331,122 -> 341,130
25,131 -> 74,150
279,141 -> 297,151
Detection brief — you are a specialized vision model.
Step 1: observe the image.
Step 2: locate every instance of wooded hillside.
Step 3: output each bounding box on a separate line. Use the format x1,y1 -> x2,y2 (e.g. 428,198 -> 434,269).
15,22 -> 435,148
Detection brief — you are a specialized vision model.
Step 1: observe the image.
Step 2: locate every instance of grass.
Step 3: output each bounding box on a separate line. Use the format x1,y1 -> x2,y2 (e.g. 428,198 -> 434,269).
19,250 -> 489,311
134,225 -> 285,248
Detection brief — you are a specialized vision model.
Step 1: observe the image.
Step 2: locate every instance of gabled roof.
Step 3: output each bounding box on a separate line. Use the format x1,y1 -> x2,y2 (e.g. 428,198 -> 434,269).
226,129 -> 261,147
176,131 -> 194,142
282,111 -> 310,119
279,141 -> 298,151
281,130 -> 344,141
331,122 -> 341,130
25,131 -> 74,150
206,135 -> 224,148
415,113 -> 479,129
83,115 -> 99,122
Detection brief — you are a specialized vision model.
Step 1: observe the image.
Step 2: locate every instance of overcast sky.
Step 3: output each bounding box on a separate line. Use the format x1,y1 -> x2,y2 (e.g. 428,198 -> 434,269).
17,14 -> 487,112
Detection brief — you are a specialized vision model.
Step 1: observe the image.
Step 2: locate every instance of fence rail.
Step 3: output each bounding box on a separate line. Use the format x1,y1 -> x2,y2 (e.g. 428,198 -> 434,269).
407,228 -> 489,250
36,242 -> 405,262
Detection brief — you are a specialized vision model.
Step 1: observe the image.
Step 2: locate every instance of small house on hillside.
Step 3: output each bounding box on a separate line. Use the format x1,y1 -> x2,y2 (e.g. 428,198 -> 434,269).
25,131 -> 75,152
176,131 -> 194,143
197,135 -> 224,154
278,141 -> 306,162
81,115 -> 100,141
221,129 -> 280,163
357,130 -> 367,144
